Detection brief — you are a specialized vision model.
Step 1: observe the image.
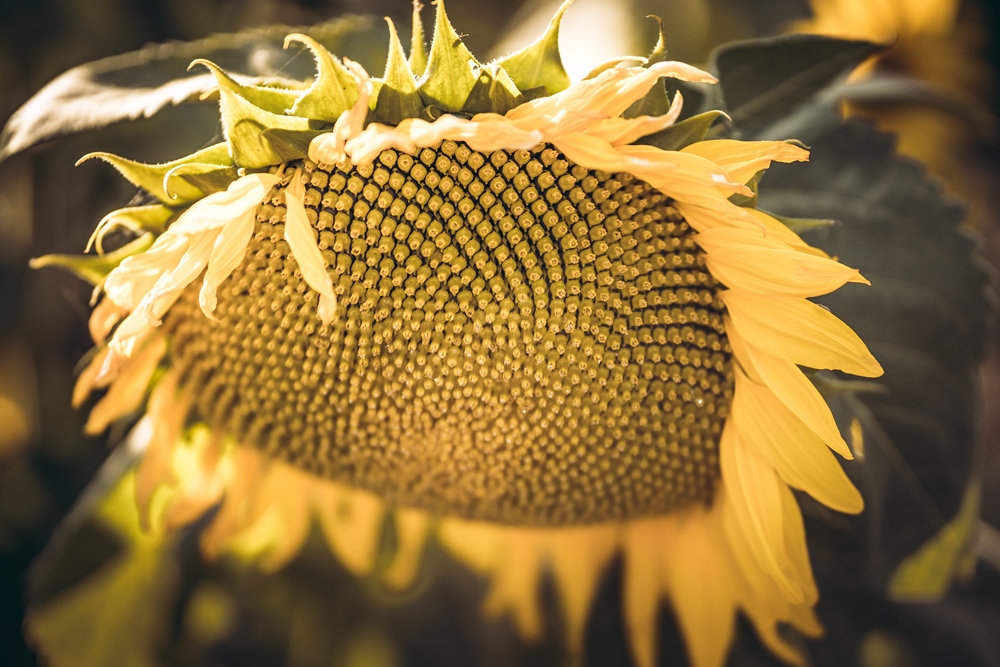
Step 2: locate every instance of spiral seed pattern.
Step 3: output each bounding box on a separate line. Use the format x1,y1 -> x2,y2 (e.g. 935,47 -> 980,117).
167,141 -> 734,525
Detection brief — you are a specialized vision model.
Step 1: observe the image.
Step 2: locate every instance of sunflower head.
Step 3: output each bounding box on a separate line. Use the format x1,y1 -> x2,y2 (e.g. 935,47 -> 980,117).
36,3 -> 884,667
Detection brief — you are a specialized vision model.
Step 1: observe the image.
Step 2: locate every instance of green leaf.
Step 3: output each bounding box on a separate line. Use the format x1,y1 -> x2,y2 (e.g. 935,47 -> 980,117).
189,58 -> 302,114
0,16 -> 384,163
417,0 -> 480,112
711,34 -> 881,131
77,143 -> 232,204
30,233 -> 155,286
494,0 -> 571,96
286,34 -> 360,122
409,1 -> 428,77
219,89 -> 322,168
25,457 -> 178,667
462,65 -> 525,116
888,482 -> 980,602
635,110 -> 728,151
372,18 -> 424,125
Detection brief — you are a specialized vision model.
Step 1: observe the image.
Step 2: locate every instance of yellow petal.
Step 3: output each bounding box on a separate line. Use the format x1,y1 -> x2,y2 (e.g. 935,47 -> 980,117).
103,233 -> 187,310
481,529 -> 545,641
546,525 -> 618,656
73,347 -> 110,408
436,518 -> 501,574
668,510 -> 738,667
315,485 -> 385,577
586,91 -> 684,146
719,422 -> 802,604
744,208 -> 830,258
382,507 -> 431,591
777,481 -> 819,606
141,230 -> 217,326
285,170 -> 337,325
721,290 -> 883,377
729,327 -> 853,459
88,298 -> 127,344
84,335 -> 166,435
621,517 -> 672,667
705,242 -> 867,297
733,366 -> 863,513
682,139 -> 809,185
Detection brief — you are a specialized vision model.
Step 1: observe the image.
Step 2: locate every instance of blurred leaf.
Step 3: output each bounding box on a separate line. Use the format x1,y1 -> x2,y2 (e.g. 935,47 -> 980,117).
889,482 -> 980,603
25,468 -> 177,667
495,0 -> 571,96
758,120 -> 990,592
761,210 -> 837,234
636,110 -> 728,151
0,16 -> 384,163
711,35 -> 881,131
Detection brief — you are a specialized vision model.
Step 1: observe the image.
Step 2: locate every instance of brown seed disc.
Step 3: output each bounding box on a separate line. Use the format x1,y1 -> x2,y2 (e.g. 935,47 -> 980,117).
166,141 -> 733,525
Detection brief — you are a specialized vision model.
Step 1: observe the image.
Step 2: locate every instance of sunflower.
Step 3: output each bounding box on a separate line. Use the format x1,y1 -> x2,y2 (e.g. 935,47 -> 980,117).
45,2 -> 882,666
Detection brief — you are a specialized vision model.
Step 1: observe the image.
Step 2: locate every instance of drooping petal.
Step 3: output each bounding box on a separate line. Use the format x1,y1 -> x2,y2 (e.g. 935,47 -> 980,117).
382,508 -> 431,591
284,170 -> 337,324
719,422 -> 802,604
668,510 -> 738,667
681,139 -> 809,185
733,366 -> 863,513
84,335 -> 166,435
728,323 -> 853,458
199,207 -> 258,319
721,290 -> 883,377
586,91 -> 684,146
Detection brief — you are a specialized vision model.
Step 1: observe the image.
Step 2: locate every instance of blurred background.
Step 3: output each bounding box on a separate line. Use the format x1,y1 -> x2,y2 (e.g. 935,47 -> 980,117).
0,0 -> 998,665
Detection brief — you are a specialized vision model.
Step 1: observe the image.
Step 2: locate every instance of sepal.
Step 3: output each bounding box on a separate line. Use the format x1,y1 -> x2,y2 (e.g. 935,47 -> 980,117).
418,0 -> 480,112
286,34 -> 360,122
372,18 -> 424,125
77,143 -> 232,204
494,0 -> 572,96
219,89 -> 323,168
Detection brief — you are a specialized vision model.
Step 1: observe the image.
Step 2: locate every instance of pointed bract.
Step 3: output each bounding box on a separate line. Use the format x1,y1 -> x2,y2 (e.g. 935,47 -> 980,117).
286,34 -> 359,122
190,59 -> 301,115
495,0 -> 572,95
409,1 -> 428,77
462,65 -> 525,115
219,89 -> 315,168
77,143 -> 232,204
373,17 -> 425,125
418,0 -> 480,111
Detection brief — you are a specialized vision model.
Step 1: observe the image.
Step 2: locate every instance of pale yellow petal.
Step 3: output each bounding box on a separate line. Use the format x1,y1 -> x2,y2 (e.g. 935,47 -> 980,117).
89,298 -> 127,344
481,529 -> 544,641
721,290 -> 883,377
199,208 -> 257,319
621,518 -> 670,667
682,139 -> 809,185
285,170 -> 337,324
719,422 -> 802,603
733,365 -> 863,513
315,485 -> 385,577
141,230 -> 217,326
84,335 -> 166,435
546,525 -> 618,655
382,507 -> 431,591
103,233 -> 188,310
168,173 -> 278,235
585,91 -> 684,146
308,59 -> 373,165
668,511 -> 738,667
